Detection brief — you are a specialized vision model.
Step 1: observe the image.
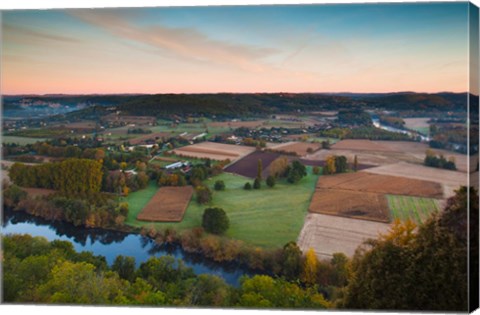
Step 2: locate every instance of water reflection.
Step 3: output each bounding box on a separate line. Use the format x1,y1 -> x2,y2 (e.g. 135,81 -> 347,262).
2,208 -> 252,286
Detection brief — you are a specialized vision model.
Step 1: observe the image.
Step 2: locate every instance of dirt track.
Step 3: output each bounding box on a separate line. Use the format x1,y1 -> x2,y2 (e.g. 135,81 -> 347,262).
297,213 -> 391,260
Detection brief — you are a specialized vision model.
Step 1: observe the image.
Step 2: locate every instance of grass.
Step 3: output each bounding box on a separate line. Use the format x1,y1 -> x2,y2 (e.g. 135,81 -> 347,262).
125,167 -> 320,249
307,137 -> 339,144
409,126 -> 430,136
123,181 -> 160,225
2,136 -> 47,145
387,195 -> 440,225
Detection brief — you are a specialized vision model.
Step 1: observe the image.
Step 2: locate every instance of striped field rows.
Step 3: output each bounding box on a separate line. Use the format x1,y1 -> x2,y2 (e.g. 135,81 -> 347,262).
387,195 -> 440,225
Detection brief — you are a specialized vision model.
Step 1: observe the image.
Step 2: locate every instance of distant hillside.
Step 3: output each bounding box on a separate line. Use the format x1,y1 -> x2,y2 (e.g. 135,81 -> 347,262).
359,92 -> 468,111
4,92 -> 469,118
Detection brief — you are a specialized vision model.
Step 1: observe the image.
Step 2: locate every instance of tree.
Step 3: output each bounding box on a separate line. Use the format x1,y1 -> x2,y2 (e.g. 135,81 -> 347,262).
202,207 -> 230,235
112,256 -> 136,282
281,242 -> 302,281
325,156 -> 336,175
312,166 -> 321,175
196,185 -> 212,204
353,155 -> 358,172
214,180 -> 225,191
301,248 -> 319,286
334,155 -> 348,173
257,159 -> 263,180
3,184 -> 27,207
253,178 -> 261,189
321,140 -> 330,149
342,187 -> 476,311
266,175 -> 275,188
269,157 -> 289,178
238,275 -> 329,309
287,160 -> 307,184
244,182 -> 252,190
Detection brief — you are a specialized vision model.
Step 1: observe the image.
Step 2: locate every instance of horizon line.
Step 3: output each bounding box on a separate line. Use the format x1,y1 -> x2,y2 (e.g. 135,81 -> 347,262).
2,90 -> 471,97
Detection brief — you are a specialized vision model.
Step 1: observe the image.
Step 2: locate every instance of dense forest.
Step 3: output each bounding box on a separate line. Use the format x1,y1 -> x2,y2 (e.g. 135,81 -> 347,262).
4,92 -> 470,119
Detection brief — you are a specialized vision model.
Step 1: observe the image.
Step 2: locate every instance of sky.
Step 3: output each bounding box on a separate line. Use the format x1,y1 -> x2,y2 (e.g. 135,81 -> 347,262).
0,2 -> 475,94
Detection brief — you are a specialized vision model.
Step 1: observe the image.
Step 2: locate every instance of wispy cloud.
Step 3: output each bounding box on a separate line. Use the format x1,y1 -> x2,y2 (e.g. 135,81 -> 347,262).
68,9 -> 277,73
3,23 -> 80,44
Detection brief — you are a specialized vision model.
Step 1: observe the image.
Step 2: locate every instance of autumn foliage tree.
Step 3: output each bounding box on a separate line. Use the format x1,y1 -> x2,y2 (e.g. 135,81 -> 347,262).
341,187 -> 476,311
9,159 -> 103,197
301,248 -> 319,286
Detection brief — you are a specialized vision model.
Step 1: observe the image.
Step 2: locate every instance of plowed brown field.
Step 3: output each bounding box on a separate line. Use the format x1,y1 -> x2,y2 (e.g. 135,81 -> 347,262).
317,172 -> 443,198
172,142 -> 255,161
137,186 -> 194,222
270,142 -> 322,156
309,188 -> 389,222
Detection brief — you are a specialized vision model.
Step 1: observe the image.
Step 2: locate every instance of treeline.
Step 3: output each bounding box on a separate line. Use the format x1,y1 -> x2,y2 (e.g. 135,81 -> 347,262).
33,142 -> 106,160
323,155 -> 349,175
337,109 -> 372,126
3,184 -> 128,227
318,127 -> 411,141
379,115 -> 405,129
23,93 -> 468,120
424,150 -> 456,170
9,159 -> 103,196
3,234 -> 331,308
345,127 -> 411,141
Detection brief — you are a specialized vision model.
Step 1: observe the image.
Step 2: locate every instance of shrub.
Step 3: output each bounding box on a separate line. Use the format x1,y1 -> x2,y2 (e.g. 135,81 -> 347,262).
244,182 -> 252,190
266,175 -> 276,188
253,178 -> 261,189
214,180 -> 225,191
202,207 -> 229,235
312,166 -> 321,175
196,185 -> 212,204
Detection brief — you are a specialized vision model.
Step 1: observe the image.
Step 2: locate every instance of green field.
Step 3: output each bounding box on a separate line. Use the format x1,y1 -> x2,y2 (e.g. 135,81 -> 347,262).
125,168 -> 320,249
2,136 -> 47,145
410,126 -> 430,136
124,181 -> 160,225
6,128 -> 67,138
387,195 -> 440,225
307,137 -> 339,144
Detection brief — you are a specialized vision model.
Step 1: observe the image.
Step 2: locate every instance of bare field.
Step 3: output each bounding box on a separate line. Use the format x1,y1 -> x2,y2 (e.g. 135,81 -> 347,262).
307,141 -> 468,172
317,172 -> 443,198
331,140 -> 391,151
472,172 -> 479,189
297,213 -> 391,259
171,142 -> 255,161
305,149 -> 404,166
404,118 -> 430,129
270,141 -> 322,156
207,120 -> 266,129
137,186 -> 194,222
363,162 -> 468,198
309,188 -> 389,222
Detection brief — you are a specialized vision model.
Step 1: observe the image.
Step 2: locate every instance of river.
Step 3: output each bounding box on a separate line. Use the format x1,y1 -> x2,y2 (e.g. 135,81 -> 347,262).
1,208 -> 253,286
370,115 -> 430,142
